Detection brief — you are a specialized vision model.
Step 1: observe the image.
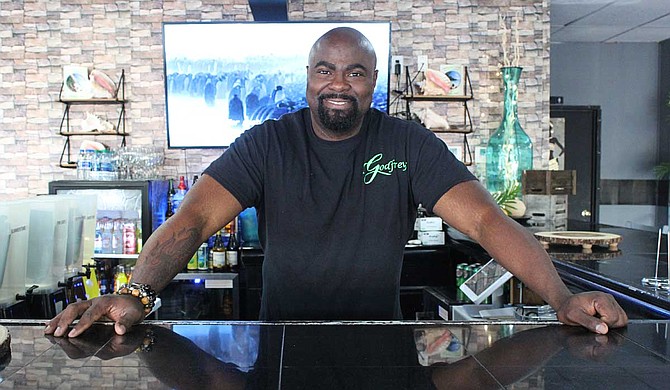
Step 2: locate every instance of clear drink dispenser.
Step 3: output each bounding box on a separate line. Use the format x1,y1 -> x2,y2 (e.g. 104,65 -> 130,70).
26,196 -> 69,291
79,194 -> 98,268
0,201 -> 30,307
61,194 -> 97,275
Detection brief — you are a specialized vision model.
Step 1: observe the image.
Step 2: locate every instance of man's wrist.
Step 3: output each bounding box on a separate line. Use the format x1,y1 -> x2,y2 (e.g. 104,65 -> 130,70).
116,282 -> 157,315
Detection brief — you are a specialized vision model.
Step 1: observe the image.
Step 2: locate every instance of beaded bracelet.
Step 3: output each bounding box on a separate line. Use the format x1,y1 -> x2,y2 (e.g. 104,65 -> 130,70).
116,282 -> 157,315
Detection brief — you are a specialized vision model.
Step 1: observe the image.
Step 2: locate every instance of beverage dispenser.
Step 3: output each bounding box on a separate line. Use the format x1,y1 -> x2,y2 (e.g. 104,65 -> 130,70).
0,200 -> 30,318
61,194 -> 97,303
21,196 -> 70,318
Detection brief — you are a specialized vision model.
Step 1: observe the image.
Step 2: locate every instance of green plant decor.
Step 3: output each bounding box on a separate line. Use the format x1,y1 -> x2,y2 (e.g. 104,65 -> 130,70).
654,162 -> 670,179
491,182 -> 521,216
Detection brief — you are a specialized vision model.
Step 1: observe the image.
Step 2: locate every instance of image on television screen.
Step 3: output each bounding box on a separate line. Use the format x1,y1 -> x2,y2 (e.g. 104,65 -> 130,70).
162,21 -> 391,149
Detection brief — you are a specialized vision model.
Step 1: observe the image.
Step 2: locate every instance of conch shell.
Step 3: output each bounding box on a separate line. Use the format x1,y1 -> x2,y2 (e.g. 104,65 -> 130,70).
89,69 -> 117,98
422,69 -> 452,96
415,107 -> 450,131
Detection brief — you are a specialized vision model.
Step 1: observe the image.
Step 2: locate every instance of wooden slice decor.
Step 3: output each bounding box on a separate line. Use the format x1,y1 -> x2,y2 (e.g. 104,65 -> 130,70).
534,231 -> 622,252
549,249 -> 622,261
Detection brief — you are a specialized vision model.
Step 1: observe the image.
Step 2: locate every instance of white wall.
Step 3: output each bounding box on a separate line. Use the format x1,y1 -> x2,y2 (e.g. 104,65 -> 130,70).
551,43 -> 660,180
551,42 -> 662,228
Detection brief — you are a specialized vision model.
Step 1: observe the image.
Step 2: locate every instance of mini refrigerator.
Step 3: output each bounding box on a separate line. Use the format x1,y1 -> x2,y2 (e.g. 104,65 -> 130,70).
48,180 -> 170,248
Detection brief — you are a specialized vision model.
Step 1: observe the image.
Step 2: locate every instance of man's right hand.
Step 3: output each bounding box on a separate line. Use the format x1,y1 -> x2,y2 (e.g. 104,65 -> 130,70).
44,295 -> 145,338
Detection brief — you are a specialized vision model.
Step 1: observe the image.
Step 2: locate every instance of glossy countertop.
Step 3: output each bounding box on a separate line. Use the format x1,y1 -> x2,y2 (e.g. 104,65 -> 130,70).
0,319 -> 668,389
544,226 -> 670,313
446,224 -> 670,316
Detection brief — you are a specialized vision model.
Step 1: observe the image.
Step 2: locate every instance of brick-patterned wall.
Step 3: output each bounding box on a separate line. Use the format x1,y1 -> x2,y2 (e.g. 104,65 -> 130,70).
0,0 -> 549,200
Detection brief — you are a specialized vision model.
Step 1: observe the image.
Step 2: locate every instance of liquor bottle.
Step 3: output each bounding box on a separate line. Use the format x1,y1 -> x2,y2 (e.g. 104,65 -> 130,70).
411,204 -> 426,241
192,174 -> 199,187
223,221 -> 232,247
165,178 -> 175,220
211,230 -> 227,272
226,222 -> 239,273
173,175 -> 187,211
113,265 -> 128,293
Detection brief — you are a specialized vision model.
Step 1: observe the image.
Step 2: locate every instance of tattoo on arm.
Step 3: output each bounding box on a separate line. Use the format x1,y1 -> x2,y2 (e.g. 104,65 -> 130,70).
148,226 -> 202,267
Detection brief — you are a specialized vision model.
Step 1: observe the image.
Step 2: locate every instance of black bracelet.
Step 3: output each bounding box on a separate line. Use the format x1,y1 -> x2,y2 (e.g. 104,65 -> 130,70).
116,282 -> 157,315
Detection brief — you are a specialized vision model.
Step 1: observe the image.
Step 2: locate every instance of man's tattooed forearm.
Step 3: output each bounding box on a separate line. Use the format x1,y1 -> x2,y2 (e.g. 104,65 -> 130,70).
148,227 -> 201,266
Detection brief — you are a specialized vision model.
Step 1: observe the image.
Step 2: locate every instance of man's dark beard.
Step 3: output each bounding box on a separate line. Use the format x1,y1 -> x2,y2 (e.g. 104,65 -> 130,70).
317,94 -> 360,133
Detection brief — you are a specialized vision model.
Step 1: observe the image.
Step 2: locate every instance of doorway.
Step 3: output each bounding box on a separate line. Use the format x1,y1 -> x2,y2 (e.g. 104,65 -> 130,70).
550,105 -> 602,228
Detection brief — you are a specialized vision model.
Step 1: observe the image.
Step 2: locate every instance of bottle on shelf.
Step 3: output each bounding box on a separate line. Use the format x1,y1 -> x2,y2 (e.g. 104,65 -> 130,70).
77,149 -> 94,180
211,230 -> 227,272
226,221 -> 239,273
412,203 -> 426,241
173,175 -> 188,212
165,178 -> 175,220
96,149 -> 116,180
100,217 -> 112,254
192,174 -> 199,187
94,219 -> 103,254
136,223 -> 142,253
111,216 -> 123,254
96,260 -> 110,295
113,265 -> 128,293
89,150 -> 102,180
207,233 -> 217,271
83,265 -> 100,299
197,242 -> 209,271
223,220 -> 232,247
122,211 -> 138,255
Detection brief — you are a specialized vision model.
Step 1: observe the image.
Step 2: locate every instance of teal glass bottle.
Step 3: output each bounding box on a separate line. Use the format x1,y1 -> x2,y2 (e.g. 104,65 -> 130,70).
485,66 -> 533,193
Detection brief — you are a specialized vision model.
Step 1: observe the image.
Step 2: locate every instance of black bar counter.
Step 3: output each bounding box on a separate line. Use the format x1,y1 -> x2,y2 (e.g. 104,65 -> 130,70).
446,224 -> 670,319
0,319 -> 668,389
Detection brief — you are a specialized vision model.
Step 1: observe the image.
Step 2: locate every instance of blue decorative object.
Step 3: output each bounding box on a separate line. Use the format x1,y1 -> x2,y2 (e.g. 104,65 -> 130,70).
485,67 -> 533,193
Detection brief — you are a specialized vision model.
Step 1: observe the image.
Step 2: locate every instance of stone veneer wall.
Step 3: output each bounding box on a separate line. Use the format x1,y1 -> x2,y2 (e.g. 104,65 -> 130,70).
0,0 -> 549,200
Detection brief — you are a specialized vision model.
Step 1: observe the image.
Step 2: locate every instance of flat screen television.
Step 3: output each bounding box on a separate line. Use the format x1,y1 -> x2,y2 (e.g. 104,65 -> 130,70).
162,21 -> 392,149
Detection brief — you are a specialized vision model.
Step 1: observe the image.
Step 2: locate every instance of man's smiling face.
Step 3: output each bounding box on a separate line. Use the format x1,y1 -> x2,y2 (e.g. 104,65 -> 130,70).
306,28 -> 378,138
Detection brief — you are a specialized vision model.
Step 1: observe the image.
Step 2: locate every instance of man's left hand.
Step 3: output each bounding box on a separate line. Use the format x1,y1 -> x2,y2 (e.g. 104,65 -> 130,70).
555,292 -> 628,334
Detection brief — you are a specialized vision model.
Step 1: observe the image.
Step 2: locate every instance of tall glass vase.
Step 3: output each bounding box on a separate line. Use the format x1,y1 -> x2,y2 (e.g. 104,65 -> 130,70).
485,66 -> 533,193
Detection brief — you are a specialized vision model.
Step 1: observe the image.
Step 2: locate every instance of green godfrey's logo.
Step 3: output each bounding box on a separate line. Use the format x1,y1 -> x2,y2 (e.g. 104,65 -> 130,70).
363,153 -> 408,184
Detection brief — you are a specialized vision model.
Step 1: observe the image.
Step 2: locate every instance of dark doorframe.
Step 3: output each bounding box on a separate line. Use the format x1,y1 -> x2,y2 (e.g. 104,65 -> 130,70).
550,105 -> 602,227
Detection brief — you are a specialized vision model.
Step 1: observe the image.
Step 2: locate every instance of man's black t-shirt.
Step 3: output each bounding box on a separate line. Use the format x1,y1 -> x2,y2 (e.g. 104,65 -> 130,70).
204,108 -> 476,320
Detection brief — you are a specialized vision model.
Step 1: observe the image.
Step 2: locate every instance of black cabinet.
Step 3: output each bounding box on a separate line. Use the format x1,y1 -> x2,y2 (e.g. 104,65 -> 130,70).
156,272 -> 240,320
239,249 -> 264,320
237,246 -> 454,320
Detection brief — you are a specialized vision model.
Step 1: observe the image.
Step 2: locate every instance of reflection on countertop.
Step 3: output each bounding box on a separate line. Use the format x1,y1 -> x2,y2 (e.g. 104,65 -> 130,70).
0,319 -> 668,389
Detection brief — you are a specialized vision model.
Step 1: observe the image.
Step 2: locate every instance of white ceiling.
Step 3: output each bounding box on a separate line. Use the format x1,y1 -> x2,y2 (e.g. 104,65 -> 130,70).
551,0 -> 670,43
